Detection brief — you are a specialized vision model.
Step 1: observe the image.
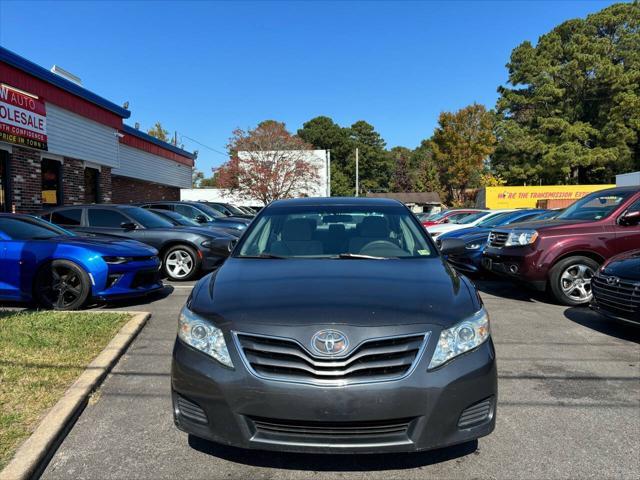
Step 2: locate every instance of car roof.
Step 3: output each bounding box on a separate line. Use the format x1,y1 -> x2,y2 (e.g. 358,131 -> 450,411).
269,197 -> 405,207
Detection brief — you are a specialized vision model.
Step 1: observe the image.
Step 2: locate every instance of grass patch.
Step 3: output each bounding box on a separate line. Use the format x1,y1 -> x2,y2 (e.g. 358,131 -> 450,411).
0,310 -> 130,470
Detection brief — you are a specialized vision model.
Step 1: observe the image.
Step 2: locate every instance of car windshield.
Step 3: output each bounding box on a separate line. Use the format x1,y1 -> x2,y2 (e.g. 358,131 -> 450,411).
455,212 -> 487,224
476,211 -> 526,227
194,203 -> 224,218
556,191 -> 633,221
426,211 -> 447,221
225,204 -> 246,215
0,216 -> 73,240
154,210 -> 200,226
124,207 -> 174,228
236,205 -> 435,259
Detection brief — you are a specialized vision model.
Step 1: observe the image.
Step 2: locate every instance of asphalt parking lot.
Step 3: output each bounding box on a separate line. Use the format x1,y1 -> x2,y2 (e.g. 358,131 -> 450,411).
40,278 -> 639,480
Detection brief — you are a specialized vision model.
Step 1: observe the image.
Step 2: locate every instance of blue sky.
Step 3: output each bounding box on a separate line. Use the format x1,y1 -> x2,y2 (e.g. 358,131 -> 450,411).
0,0 -> 621,174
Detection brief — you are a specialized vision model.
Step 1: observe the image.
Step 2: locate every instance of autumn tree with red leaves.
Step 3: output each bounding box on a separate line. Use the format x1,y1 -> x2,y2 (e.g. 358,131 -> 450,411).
215,121 -> 319,205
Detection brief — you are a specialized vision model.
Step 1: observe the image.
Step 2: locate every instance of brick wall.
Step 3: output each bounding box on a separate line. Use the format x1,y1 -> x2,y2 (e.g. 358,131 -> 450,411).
111,175 -> 179,204
99,166 -> 112,203
61,157 -> 84,205
10,146 -> 42,213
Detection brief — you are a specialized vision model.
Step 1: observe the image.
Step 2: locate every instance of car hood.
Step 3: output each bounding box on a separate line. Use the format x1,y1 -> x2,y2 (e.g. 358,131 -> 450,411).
190,258 -> 481,328
217,217 -> 250,225
42,235 -> 157,256
427,223 -> 474,234
491,218 -> 587,233
173,226 -> 235,239
602,250 -> 640,280
439,226 -> 486,239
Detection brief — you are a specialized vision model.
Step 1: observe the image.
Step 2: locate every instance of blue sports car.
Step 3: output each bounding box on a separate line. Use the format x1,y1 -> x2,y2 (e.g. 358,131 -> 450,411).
0,214 -> 163,310
437,209 -> 545,273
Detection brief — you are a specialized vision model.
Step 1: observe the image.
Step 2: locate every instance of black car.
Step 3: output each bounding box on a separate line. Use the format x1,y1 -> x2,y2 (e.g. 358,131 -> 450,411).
203,202 -> 255,219
148,208 -> 241,238
141,201 -> 250,231
591,249 -> 640,326
171,197 -> 496,454
42,205 -> 235,281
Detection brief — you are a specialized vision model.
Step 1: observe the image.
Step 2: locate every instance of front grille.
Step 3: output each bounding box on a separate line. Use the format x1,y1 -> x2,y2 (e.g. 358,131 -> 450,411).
176,394 -> 208,424
234,332 -> 429,385
592,275 -> 640,318
131,269 -> 161,289
458,397 -> 494,428
488,231 -> 508,248
250,416 -> 413,439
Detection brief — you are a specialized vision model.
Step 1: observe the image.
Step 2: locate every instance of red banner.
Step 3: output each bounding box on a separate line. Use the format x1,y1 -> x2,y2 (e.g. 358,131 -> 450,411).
0,83 -> 48,150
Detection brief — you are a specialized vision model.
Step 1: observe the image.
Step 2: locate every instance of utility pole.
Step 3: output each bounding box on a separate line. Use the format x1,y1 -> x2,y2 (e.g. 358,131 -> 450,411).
327,150 -> 331,197
355,147 -> 359,197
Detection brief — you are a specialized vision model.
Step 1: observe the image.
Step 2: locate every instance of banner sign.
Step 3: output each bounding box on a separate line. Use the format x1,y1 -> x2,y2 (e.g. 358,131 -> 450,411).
0,84 -> 48,150
485,184 -> 615,209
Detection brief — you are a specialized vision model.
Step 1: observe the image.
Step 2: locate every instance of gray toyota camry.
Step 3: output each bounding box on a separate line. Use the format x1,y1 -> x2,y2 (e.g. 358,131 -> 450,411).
171,197 -> 497,453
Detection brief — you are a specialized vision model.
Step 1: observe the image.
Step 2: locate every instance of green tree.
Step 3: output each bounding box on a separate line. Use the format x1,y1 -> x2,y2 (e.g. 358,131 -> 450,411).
431,104 -> 496,206
411,140 -> 445,200
298,116 -> 353,196
388,146 -> 414,192
147,121 -> 171,143
493,2 -> 640,184
349,120 -> 392,194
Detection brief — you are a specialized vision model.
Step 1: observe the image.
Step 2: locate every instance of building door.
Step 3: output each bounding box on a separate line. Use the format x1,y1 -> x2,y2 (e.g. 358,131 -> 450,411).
84,168 -> 99,203
0,151 -> 8,212
41,158 -> 62,207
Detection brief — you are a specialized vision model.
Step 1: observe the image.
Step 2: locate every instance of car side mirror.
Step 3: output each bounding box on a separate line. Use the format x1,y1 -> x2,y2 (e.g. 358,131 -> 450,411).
120,222 -> 137,231
439,238 -> 466,256
228,238 -> 238,252
195,214 -> 207,224
619,210 -> 640,227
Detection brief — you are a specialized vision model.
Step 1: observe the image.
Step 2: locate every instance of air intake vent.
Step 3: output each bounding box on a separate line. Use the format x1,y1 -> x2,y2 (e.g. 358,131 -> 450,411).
176,395 -> 208,425
458,397 -> 493,428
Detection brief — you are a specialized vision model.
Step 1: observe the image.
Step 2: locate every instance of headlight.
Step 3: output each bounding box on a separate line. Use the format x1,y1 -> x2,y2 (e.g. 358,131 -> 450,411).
103,256 -> 133,264
505,229 -> 538,247
465,241 -> 483,250
428,309 -> 490,369
178,306 -> 233,367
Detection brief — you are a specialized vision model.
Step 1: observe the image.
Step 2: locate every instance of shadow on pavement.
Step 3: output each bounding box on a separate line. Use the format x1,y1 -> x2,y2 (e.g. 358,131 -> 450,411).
564,307 -> 640,343
188,436 -> 478,471
473,279 -> 549,303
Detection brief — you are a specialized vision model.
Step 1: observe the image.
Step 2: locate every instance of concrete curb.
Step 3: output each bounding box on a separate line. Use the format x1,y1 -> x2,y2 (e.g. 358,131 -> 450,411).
0,311 -> 152,480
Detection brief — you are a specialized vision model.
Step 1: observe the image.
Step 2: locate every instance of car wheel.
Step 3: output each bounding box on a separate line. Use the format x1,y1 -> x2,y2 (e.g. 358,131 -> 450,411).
34,259 -> 91,310
163,245 -> 200,281
549,256 -> 599,306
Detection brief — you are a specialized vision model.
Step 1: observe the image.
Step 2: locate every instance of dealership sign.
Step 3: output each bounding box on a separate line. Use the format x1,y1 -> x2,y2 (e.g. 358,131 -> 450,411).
0,83 -> 48,150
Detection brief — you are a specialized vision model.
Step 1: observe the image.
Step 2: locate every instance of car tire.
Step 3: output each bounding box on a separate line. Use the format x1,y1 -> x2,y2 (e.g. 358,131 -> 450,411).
548,256 -> 600,306
163,245 -> 200,281
34,259 -> 91,310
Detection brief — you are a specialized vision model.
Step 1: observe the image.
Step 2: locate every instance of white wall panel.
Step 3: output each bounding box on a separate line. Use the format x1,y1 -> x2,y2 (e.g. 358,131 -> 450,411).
45,103 -> 119,167
114,144 -> 192,188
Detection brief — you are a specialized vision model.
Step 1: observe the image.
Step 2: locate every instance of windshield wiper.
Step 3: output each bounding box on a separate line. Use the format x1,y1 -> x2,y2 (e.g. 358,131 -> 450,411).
239,253 -> 287,259
334,253 -> 388,260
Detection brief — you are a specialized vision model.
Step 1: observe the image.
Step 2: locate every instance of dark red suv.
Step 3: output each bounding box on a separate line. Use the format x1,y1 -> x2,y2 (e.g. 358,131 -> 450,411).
482,186 -> 640,306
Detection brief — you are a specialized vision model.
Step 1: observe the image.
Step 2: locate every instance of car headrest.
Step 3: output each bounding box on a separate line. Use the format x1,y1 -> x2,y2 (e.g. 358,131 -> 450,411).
359,216 -> 389,237
328,223 -> 346,234
282,218 -> 314,242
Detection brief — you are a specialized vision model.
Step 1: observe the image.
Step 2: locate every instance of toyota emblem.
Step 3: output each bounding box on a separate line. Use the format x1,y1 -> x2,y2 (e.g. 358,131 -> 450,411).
311,330 -> 348,356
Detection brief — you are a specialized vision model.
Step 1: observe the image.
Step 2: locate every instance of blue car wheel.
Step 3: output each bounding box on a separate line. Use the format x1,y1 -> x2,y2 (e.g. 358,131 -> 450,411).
34,259 -> 92,310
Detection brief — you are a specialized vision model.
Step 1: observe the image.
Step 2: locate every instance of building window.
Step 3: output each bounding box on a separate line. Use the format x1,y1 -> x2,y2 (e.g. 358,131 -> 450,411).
41,158 -> 62,206
84,167 -> 100,203
0,150 -> 9,212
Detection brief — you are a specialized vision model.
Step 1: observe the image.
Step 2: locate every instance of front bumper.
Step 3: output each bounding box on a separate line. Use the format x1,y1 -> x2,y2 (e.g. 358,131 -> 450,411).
481,246 -> 547,291
447,251 -> 483,274
171,333 -> 497,453
94,258 -> 163,299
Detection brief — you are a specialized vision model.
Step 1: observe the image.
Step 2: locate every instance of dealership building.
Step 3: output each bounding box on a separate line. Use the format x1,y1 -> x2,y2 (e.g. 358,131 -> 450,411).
0,46 -> 195,214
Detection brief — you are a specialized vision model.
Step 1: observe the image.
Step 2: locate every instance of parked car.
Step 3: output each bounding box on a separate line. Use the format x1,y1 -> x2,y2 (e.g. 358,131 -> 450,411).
482,186 -> 640,306
171,197 -> 496,454
202,202 -> 255,219
591,249 -> 640,326
0,214 -> 162,310
427,210 -> 513,237
420,209 -> 482,228
141,201 -> 250,231
146,208 -> 241,237
437,209 -> 545,273
42,205 -> 235,281
529,208 -> 564,221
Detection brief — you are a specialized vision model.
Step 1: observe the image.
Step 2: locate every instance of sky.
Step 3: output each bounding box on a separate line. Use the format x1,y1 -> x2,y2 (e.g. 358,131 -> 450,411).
0,0 -> 622,175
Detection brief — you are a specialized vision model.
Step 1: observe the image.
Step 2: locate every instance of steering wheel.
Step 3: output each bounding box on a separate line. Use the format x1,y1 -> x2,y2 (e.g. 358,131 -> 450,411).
359,240 -> 406,257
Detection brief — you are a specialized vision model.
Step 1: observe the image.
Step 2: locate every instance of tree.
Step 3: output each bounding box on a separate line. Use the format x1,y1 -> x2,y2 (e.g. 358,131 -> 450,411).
431,104 -> 496,205
147,121 -> 171,143
388,147 -> 414,192
192,169 -> 204,187
412,140 -> 445,200
216,121 -> 319,205
349,120 -> 392,194
298,116 -> 353,196
492,2 -> 640,184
